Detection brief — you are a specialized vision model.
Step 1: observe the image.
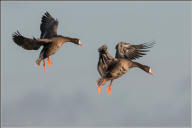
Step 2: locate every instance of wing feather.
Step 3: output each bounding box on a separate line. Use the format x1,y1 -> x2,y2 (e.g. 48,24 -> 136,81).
12,31 -> 51,50
115,41 -> 155,60
97,45 -> 116,77
40,12 -> 58,39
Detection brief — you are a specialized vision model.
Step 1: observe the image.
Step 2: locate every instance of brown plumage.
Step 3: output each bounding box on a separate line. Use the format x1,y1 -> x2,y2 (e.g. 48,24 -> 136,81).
12,12 -> 83,72
97,42 -> 155,95
40,11 -> 58,39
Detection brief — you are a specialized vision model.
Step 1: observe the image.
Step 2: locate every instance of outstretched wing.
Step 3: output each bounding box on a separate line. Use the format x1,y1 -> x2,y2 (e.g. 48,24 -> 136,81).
115,41 -> 155,60
97,45 -> 116,77
40,12 -> 58,39
12,31 -> 52,50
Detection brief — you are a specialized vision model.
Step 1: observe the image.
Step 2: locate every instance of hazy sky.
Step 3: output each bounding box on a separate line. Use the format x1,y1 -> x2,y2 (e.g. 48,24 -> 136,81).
1,1 -> 191,127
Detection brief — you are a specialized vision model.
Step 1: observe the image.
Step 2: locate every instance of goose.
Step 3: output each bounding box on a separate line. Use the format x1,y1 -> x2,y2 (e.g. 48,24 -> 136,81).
12,12 -> 82,72
97,42 -> 155,95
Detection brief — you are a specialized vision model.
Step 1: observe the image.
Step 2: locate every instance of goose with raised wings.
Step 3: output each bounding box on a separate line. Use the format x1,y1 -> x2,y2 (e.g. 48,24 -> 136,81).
97,42 -> 155,95
12,12 -> 83,72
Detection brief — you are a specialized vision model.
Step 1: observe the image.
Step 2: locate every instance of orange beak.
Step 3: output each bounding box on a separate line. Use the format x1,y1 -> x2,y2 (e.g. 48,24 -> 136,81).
78,41 -> 83,46
149,68 -> 154,75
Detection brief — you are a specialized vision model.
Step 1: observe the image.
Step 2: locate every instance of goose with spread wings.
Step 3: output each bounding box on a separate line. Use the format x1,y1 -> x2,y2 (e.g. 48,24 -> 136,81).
97,42 -> 155,95
12,12 -> 83,72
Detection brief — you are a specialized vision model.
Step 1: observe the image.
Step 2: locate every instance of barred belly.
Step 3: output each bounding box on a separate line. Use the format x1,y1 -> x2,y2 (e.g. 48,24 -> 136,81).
44,44 -> 62,57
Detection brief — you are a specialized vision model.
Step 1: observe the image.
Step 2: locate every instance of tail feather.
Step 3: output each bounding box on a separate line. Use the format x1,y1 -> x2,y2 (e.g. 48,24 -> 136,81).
97,78 -> 106,87
35,58 -> 42,66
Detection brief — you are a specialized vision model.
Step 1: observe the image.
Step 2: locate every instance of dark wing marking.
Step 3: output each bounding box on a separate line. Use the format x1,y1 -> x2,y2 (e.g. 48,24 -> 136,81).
115,41 -> 155,60
97,45 -> 116,77
40,12 -> 58,39
12,31 -> 52,50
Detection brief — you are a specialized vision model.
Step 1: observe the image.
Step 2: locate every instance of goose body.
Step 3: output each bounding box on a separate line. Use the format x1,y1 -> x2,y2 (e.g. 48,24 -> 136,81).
38,35 -> 81,60
97,42 -> 155,95
104,59 -> 132,80
12,12 -> 82,72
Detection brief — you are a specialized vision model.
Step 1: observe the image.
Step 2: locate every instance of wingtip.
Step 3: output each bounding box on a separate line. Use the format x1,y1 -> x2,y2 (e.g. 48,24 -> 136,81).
12,30 -> 20,37
143,41 -> 156,49
98,44 -> 108,52
150,40 -> 156,46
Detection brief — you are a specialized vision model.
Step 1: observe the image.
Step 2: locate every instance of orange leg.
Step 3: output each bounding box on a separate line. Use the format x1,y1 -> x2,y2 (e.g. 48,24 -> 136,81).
97,79 -> 106,94
47,56 -> 52,66
43,59 -> 47,72
107,79 -> 113,95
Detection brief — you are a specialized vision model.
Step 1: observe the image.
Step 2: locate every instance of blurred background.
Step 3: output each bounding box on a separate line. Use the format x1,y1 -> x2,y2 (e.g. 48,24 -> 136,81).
1,1 -> 190,127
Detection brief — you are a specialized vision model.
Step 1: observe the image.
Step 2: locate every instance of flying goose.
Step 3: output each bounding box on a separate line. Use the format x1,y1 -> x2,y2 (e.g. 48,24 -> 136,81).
12,12 -> 83,72
97,42 -> 155,95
